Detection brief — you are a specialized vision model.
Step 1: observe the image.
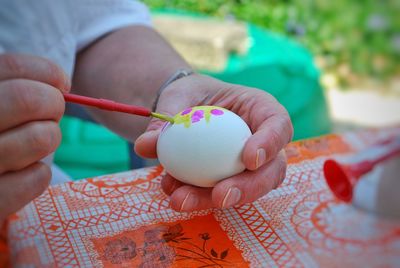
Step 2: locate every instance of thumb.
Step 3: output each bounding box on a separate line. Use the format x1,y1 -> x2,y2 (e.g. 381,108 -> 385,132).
134,86 -> 191,159
134,116 -> 168,159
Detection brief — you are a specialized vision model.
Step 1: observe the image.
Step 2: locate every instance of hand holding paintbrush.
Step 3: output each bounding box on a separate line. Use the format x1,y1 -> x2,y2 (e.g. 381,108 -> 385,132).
63,93 -> 174,123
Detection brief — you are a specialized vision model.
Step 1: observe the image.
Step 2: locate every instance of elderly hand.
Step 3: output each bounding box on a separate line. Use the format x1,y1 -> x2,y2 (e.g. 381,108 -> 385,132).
135,73 -> 293,212
0,54 -> 69,224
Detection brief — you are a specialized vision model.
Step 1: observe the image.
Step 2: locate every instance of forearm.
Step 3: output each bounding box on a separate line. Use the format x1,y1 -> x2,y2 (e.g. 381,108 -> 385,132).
71,25 -> 190,141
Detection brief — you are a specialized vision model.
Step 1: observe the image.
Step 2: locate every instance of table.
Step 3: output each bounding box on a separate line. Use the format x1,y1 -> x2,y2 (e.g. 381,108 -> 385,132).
2,128 -> 400,267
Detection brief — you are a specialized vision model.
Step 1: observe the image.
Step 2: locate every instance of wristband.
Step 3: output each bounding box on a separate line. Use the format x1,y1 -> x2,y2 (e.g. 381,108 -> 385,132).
152,69 -> 194,112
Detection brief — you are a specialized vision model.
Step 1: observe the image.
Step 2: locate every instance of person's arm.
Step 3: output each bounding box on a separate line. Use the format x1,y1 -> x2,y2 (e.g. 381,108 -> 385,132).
72,25 -> 191,141
72,25 -> 293,212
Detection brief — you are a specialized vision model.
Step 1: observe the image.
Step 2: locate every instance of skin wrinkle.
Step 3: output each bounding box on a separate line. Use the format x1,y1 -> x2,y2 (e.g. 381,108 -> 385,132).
213,91 -> 256,126
220,89 -> 278,132
250,176 -> 267,200
207,84 -> 237,107
198,93 -> 212,106
1,54 -> 24,77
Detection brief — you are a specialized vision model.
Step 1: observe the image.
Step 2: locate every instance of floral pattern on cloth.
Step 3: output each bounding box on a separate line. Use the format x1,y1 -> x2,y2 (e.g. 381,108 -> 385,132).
5,127 -> 400,267
89,215 -> 244,267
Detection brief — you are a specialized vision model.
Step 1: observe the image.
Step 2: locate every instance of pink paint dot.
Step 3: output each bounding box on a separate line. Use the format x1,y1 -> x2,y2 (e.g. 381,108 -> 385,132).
191,110 -> 204,123
211,109 -> 224,116
181,108 -> 192,115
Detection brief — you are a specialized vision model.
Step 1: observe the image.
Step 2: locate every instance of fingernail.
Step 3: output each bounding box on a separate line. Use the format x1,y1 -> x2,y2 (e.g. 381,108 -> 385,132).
256,148 -> 266,169
62,73 -> 71,92
221,187 -> 241,208
180,193 -> 198,211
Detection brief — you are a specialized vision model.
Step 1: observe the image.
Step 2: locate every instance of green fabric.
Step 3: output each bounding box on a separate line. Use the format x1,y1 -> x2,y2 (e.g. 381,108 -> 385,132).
54,116 -> 129,180
203,24 -> 331,140
152,9 -> 331,139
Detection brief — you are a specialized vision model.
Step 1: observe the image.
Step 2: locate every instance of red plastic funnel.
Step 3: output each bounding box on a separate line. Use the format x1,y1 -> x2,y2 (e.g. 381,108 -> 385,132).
323,136 -> 400,202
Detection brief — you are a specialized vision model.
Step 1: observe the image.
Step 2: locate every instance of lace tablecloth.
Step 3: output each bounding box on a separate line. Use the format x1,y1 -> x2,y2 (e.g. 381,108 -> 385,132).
3,128 -> 400,267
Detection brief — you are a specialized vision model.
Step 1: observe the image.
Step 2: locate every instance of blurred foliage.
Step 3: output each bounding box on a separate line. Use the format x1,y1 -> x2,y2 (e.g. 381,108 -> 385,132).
143,0 -> 400,86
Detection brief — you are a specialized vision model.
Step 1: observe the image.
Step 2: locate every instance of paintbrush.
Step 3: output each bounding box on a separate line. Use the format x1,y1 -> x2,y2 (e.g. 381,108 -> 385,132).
63,93 -> 174,123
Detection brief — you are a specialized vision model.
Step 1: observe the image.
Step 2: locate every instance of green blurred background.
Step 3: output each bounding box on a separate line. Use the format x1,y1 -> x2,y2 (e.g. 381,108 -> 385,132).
144,0 -> 400,88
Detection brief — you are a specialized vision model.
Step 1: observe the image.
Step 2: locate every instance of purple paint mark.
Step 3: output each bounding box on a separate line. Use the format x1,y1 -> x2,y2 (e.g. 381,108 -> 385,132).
181,108 -> 192,115
161,122 -> 170,131
211,109 -> 224,116
191,110 -> 204,123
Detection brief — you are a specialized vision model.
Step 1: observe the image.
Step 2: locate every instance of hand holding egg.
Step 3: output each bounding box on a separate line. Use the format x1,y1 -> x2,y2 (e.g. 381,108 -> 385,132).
134,74 -> 292,212
157,106 -> 252,187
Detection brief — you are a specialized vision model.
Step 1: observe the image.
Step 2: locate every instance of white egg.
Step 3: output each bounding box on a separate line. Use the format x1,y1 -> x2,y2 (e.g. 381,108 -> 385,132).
157,106 -> 252,187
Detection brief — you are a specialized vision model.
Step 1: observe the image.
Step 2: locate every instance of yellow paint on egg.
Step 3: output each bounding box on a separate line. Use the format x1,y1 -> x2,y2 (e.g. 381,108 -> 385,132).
173,106 -> 226,128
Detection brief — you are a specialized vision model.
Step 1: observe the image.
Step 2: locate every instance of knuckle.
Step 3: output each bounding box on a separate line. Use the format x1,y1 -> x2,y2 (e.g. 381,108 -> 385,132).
276,152 -> 288,187
43,59 -> 65,87
49,90 -> 65,120
282,114 -> 294,143
33,163 -> 52,194
8,80 -> 65,119
0,54 -> 23,75
268,128 -> 282,154
252,178 -> 270,199
279,163 -> 288,184
28,122 -> 61,156
11,81 -> 42,114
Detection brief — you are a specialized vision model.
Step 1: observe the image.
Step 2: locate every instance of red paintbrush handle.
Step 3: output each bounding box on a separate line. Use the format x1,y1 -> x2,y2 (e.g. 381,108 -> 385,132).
63,93 -> 151,117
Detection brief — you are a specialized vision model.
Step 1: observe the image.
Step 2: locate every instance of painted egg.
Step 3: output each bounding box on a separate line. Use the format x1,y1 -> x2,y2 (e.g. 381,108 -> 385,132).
157,106 -> 252,187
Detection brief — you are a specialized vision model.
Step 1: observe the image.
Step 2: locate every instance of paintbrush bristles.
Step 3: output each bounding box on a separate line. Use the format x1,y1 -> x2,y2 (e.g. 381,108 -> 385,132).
151,112 -> 175,123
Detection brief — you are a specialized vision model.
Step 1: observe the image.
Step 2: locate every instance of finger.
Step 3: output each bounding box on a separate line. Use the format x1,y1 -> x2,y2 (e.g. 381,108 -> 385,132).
161,174 -> 185,196
134,80 -> 195,159
213,150 -> 287,208
134,98 -> 178,159
0,162 -> 51,219
134,127 -> 162,159
242,111 -> 293,170
0,54 -> 70,91
0,79 -> 65,132
0,121 -> 62,174
169,185 -> 214,212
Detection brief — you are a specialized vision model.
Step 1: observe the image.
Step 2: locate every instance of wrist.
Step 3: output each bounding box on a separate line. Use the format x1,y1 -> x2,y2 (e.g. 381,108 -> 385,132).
152,69 -> 194,112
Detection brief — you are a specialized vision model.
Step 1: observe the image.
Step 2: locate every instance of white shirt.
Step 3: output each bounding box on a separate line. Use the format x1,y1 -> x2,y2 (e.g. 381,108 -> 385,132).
0,0 -> 152,183
0,0 -> 152,76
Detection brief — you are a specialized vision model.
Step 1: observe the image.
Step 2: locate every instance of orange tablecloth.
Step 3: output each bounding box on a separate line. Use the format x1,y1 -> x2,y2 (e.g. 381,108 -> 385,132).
3,128 -> 400,267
